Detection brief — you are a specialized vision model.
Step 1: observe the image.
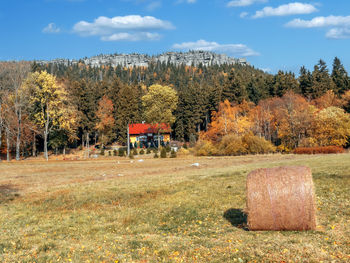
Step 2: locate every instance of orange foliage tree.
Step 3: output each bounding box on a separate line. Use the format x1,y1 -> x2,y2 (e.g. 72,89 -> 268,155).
96,96 -> 115,148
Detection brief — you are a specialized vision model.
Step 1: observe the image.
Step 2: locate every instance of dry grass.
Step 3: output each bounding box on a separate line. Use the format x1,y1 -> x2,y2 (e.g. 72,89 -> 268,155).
0,153 -> 349,262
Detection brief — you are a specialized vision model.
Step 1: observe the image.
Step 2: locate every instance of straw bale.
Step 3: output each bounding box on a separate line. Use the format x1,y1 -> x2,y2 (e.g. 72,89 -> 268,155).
246,166 -> 316,231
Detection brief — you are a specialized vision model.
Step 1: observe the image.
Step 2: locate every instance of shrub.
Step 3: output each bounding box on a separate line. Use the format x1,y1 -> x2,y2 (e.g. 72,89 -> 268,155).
178,148 -> 190,156
194,140 -> 218,156
170,149 -> 177,158
160,147 -> 167,158
108,151 -> 112,156
217,134 -> 247,156
242,134 -> 276,154
139,149 -> 145,155
133,148 -> 138,155
100,148 -> 105,156
183,143 -> 188,149
154,153 -> 159,158
165,144 -> 171,153
113,149 -> 117,156
294,146 -> 345,154
146,148 -> 151,154
153,148 -> 158,153
129,152 -> 134,159
118,148 -> 125,157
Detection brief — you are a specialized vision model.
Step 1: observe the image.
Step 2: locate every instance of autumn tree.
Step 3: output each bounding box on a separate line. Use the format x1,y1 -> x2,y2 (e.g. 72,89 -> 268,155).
202,100 -> 253,142
95,95 -> 115,148
142,84 -> 178,148
23,71 -> 76,160
312,106 -> 350,147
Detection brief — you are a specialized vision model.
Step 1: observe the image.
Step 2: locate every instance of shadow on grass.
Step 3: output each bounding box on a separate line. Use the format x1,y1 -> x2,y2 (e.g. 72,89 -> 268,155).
0,184 -> 20,203
223,208 -> 248,231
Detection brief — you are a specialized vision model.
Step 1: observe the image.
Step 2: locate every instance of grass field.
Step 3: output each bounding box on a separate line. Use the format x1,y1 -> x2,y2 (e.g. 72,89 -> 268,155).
0,153 -> 349,262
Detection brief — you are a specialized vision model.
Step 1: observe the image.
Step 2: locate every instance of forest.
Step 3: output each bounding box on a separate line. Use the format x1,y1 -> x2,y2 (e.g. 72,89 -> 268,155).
0,57 -> 350,160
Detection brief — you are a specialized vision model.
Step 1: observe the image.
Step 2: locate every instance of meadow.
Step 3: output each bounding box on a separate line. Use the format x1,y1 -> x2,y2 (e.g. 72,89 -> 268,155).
0,153 -> 349,262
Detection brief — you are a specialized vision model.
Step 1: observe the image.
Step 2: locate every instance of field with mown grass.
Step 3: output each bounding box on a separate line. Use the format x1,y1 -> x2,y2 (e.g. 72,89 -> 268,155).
0,153 -> 349,262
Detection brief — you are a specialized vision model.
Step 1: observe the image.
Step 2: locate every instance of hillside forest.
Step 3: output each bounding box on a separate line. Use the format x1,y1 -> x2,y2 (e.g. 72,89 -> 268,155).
1,57 -> 350,160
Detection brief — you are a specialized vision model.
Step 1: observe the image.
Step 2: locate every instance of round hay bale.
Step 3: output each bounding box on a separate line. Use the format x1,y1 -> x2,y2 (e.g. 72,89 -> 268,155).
246,166 -> 316,231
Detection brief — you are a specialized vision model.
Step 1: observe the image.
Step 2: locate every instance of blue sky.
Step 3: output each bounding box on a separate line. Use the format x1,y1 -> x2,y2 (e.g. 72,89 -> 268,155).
1,0 -> 350,73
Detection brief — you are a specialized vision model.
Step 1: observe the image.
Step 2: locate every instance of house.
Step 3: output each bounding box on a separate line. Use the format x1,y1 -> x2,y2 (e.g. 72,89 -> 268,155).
128,123 -> 171,147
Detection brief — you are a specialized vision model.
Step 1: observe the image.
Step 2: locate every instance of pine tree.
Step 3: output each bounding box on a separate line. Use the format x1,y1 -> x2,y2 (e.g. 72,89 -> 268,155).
331,57 -> 350,95
299,66 -> 313,99
311,60 -> 335,99
222,70 -> 247,104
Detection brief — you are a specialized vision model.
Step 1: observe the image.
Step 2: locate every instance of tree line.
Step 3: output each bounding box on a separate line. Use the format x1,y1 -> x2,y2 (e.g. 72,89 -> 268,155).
1,57 -> 350,160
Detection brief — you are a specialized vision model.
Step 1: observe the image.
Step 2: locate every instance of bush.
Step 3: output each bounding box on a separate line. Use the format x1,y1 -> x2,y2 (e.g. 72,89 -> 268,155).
217,134 -> 247,156
160,147 -> 167,158
118,148 -> 125,157
178,147 -> 190,156
129,152 -> 134,159
146,148 -> 151,154
183,143 -> 188,149
242,134 -> 276,154
170,149 -> 177,158
154,153 -> 159,158
100,148 -> 105,156
194,140 -> 218,156
108,151 -> 112,156
139,149 -> 145,155
113,149 -> 117,156
165,144 -> 171,153
133,148 -> 138,155
294,146 -> 345,154
153,148 -> 158,153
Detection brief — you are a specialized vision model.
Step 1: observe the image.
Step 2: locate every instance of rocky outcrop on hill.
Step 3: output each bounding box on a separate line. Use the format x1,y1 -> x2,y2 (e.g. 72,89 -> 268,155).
38,51 -> 248,67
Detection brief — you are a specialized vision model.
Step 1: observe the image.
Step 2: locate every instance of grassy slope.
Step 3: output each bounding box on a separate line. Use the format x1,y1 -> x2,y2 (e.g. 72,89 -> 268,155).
0,154 -> 349,262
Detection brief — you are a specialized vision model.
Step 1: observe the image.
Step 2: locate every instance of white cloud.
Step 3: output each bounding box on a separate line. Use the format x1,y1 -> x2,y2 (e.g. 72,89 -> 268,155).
42,23 -> 61,33
172,39 -> 259,56
326,27 -> 350,39
253,2 -> 317,18
240,12 -> 249,18
286,15 -> 350,40
286,15 -> 350,28
101,32 -> 161,41
146,1 -> 162,11
73,15 -> 174,41
227,0 -> 267,7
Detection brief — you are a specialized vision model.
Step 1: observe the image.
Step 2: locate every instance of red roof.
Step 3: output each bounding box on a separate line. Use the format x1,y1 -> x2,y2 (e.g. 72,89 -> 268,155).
129,123 -> 171,135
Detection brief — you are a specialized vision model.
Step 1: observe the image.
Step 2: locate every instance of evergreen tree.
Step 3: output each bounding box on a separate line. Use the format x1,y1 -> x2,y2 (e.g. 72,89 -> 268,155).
331,57 -> 349,95
299,66 -> 313,99
222,70 -> 247,104
311,59 -> 335,99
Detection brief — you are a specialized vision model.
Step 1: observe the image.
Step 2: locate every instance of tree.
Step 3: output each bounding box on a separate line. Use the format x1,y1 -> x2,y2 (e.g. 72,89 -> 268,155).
222,70 -> 247,104
95,95 -> 115,148
311,60 -> 335,99
142,84 -> 178,148
23,71 -> 75,160
299,66 -> 313,99
202,100 -> 253,142
312,106 -> 350,147
331,57 -> 349,95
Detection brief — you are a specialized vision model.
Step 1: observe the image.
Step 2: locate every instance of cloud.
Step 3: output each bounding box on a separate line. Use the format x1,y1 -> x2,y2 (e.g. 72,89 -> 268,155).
240,12 -> 249,18
326,27 -> 350,39
42,23 -> 61,33
286,15 -> 350,28
172,39 -> 259,56
73,15 -> 174,41
101,32 -> 161,41
146,1 -> 162,11
286,15 -> 350,39
253,2 -> 317,18
227,0 -> 267,7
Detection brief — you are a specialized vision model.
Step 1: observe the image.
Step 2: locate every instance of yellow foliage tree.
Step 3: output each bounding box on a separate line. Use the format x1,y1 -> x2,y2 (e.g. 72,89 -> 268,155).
312,106 -> 350,146
23,71 -> 77,160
